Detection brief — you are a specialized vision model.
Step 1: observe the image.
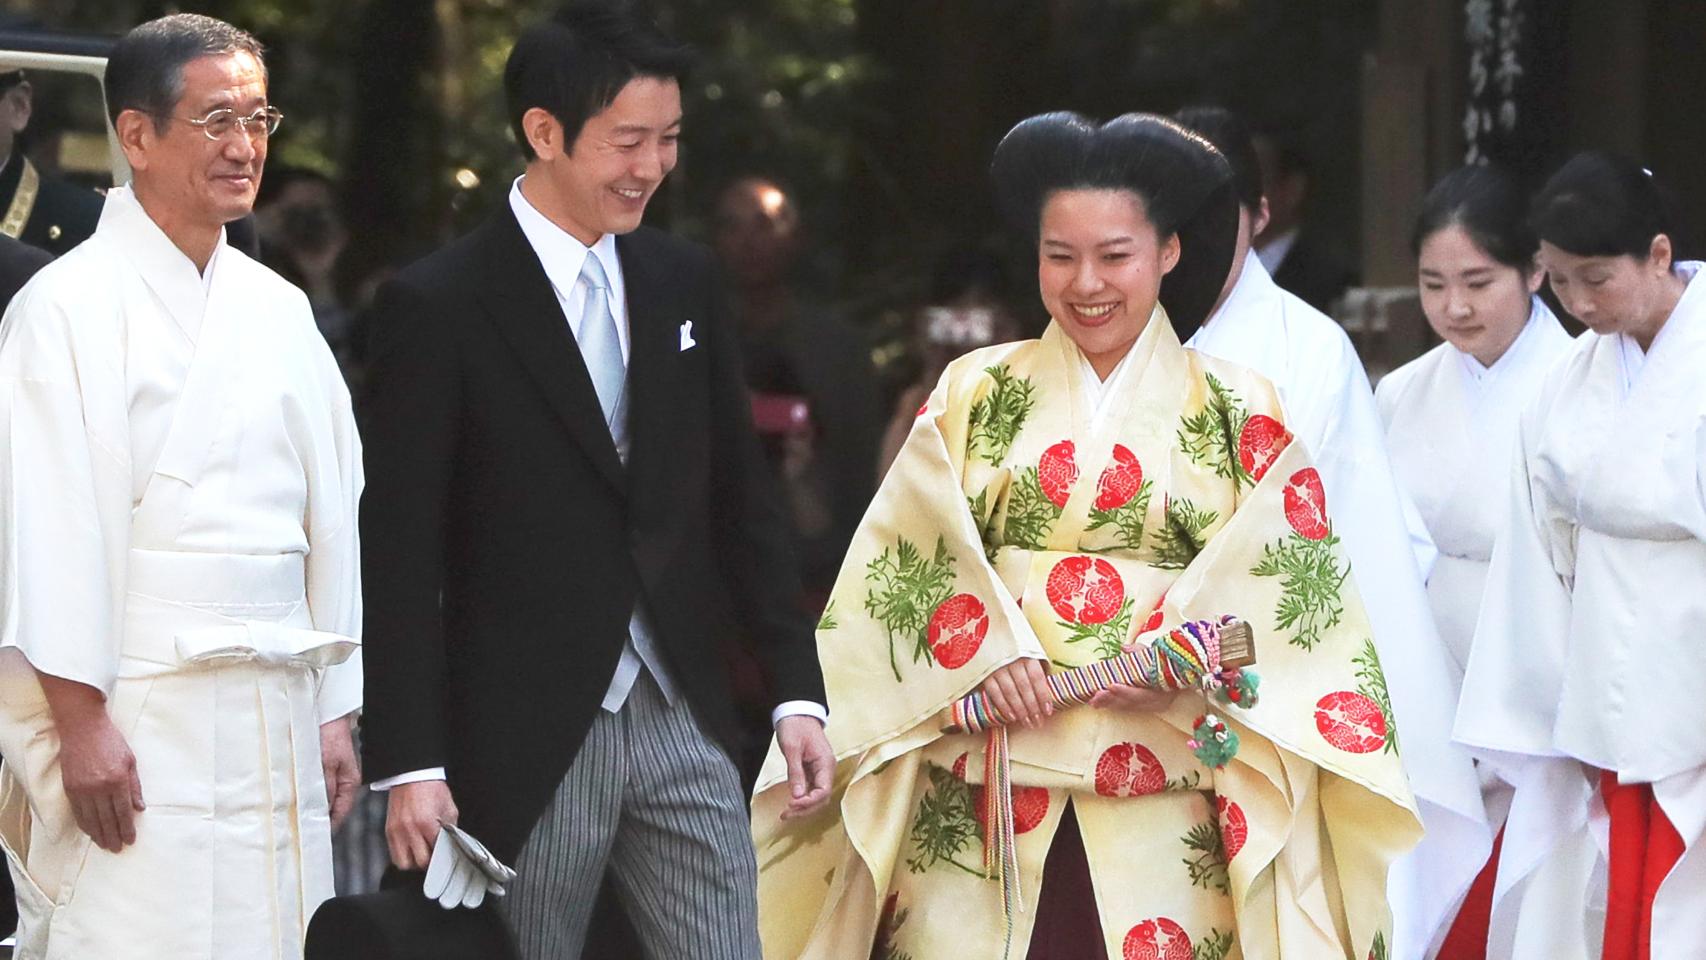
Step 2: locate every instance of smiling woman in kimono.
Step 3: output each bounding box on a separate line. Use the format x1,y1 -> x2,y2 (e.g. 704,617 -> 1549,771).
751,112 -> 1419,960
1456,153 -> 1706,960
1376,165 -> 1574,960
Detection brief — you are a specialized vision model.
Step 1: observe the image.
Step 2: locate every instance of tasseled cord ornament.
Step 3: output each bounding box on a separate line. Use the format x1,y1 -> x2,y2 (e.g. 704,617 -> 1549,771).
941,616 -> 1260,958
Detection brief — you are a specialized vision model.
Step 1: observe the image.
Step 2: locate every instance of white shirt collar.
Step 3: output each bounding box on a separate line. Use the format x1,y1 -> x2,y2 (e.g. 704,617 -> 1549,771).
508,176 -> 629,353
1255,228 -> 1298,276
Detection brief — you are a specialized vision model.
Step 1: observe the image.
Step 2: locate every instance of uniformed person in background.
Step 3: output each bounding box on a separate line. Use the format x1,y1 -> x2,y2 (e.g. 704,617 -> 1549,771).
0,68 -> 102,256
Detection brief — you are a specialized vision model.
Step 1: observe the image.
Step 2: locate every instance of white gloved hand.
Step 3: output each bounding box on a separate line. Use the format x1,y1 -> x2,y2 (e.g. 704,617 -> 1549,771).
422,824 -> 515,909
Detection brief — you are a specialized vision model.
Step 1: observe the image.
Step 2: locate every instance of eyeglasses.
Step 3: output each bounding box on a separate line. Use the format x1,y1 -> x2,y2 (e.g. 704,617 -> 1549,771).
167,106 -> 283,142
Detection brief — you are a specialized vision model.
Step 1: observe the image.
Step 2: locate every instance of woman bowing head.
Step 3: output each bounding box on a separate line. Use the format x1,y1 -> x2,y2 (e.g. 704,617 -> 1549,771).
751,113 -> 1419,960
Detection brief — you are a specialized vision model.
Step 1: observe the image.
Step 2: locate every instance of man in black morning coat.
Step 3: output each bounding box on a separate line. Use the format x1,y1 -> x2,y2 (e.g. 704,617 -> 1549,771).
356,3 -> 833,958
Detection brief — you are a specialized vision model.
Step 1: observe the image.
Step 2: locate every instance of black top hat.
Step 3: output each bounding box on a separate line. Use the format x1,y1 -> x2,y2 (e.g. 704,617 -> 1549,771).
306,888 -> 518,960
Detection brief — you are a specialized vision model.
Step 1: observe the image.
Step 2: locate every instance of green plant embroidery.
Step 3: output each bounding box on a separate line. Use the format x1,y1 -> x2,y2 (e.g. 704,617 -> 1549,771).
864,536 -> 957,682
1085,482 -> 1153,552
904,763 -> 987,878
1061,599 -> 1136,661
1195,929 -> 1236,960
1150,497 -> 1219,570
1250,531 -> 1348,651
1368,931 -> 1388,960
1353,639 -> 1400,754
817,602 -> 838,632
1003,468 -> 1062,550
872,893 -> 915,960
1181,818 -> 1230,893
1177,372 -> 1254,488
966,364 -> 1036,466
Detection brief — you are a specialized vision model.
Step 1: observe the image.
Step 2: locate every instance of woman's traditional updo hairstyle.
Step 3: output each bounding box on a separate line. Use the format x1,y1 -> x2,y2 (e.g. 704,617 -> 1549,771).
1531,152 -> 1680,259
990,111 -> 1239,338
1412,164 -> 1538,271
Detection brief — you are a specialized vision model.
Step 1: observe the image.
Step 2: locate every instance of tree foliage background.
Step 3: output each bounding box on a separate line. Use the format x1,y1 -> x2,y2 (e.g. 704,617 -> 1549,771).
12,0 -> 1373,315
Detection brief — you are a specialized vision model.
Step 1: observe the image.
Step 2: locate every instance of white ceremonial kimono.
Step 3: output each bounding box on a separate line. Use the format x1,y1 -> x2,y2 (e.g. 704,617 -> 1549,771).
1190,252 -> 1491,960
1377,300 -> 1574,680
1457,262 -> 1706,960
0,186 -> 362,960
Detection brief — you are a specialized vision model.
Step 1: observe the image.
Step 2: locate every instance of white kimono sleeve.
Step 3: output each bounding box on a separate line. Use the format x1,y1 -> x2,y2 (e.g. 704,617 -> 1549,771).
0,290 -> 128,694
1455,400 -> 1575,763
306,387 -> 365,724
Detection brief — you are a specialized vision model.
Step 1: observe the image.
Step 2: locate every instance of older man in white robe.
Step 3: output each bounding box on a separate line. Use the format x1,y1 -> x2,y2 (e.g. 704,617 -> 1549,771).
1175,107 -> 1490,960
0,15 -> 361,960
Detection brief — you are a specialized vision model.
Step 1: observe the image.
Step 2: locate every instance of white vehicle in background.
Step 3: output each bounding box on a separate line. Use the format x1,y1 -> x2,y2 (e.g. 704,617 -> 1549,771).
0,26 -> 126,192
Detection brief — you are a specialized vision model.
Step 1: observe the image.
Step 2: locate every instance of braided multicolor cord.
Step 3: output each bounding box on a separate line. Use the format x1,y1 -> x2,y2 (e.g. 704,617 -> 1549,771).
946,616 -> 1255,734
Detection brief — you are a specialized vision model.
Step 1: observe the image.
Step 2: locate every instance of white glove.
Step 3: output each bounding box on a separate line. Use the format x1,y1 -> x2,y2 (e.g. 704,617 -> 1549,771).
422,824 -> 517,909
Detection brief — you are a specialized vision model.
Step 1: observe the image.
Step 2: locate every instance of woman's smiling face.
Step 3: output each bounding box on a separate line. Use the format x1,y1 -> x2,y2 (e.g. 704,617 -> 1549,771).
1037,188 -> 1179,378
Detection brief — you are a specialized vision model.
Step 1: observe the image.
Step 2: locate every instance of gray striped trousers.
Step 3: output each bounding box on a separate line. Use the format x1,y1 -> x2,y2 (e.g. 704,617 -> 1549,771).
496,672 -> 762,960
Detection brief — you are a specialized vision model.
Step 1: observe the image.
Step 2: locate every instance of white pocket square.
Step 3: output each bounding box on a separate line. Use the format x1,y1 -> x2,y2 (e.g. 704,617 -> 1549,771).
679,320 -> 697,352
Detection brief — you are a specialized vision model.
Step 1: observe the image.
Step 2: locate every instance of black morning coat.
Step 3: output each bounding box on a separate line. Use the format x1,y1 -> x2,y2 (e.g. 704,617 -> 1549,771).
357,207 -> 826,865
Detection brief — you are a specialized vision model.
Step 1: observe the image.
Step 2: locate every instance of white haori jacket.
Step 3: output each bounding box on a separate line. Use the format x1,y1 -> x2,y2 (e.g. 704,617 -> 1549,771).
1457,263 -> 1706,960
1190,252 -> 1491,960
0,186 -> 362,960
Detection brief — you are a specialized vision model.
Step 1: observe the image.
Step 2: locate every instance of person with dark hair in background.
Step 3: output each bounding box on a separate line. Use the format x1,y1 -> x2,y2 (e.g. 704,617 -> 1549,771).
0,14 -> 364,959
713,174 -> 881,603
1174,105 -> 1486,960
0,231 -> 48,943
256,166 -> 355,364
1249,127 -> 1356,313
1376,164 -> 1575,960
876,247 -> 1022,475
357,3 -> 832,957
1457,153 -> 1706,960
0,66 -> 102,256
755,111 -> 1418,960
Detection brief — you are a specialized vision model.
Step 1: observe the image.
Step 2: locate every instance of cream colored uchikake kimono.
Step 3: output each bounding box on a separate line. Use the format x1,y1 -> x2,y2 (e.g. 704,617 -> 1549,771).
1456,262 -> 1706,960
753,312 -> 1419,960
0,186 -> 362,960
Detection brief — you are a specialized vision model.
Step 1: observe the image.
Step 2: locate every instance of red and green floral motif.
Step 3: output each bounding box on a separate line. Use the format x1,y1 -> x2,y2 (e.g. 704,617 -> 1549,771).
865,536 -> 959,681
952,753 -> 1050,835
1150,496 -> 1219,570
1251,469 -> 1347,651
967,364 -> 1038,466
905,761 -> 987,878
1352,639 -> 1399,753
1237,414 -> 1292,483
1194,929 -> 1235,960
1177,372 -> 1257,489
1046,556 -> 1135,659
1216,797 -> 1247,861
1315,690 -> 1389,754
1141,595 -> 1167,633
1005,467 -> 1064,550
926,594 -> 989,669
1086,444 -> 1154,551
1095,742 -> 1166,797
1123,917 -> 1194,960
871,892 -> 915,960
1181,816 -> 1230,893
1367,931 -> 1388,960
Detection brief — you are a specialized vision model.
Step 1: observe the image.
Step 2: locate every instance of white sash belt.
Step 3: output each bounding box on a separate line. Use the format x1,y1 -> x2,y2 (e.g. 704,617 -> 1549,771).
120,548 -> 357,677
